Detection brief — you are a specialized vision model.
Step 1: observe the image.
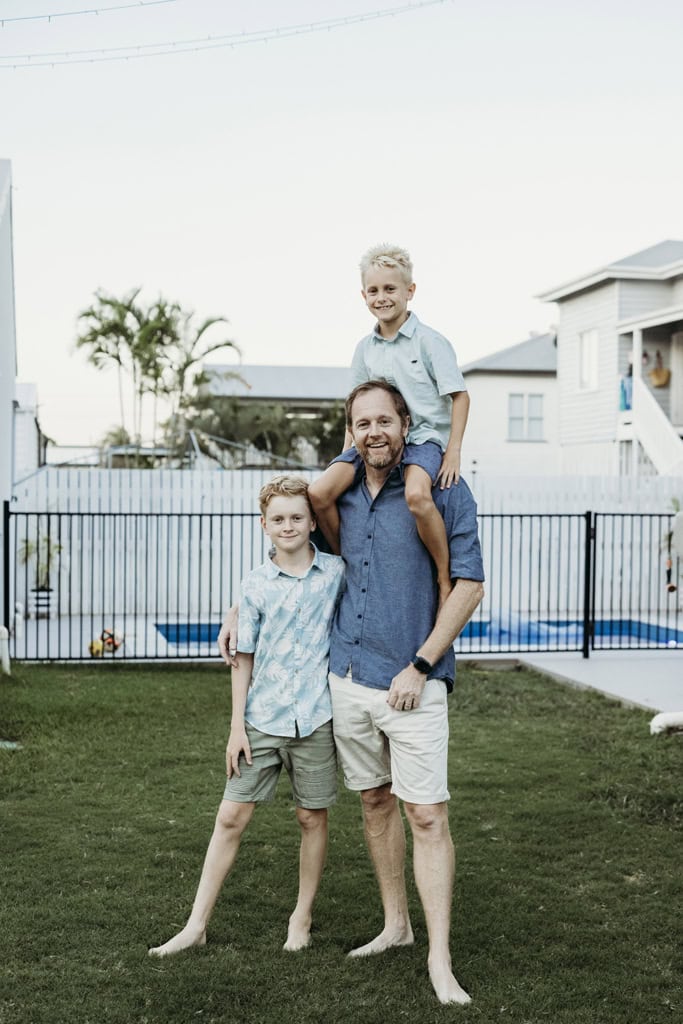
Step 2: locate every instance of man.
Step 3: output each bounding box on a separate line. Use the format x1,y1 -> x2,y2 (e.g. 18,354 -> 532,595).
219,380 -> 484,1005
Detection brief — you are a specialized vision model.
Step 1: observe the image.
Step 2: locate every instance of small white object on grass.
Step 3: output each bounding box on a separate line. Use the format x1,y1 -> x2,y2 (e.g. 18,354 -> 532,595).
650,711 -> 683,735
0,625 -> 10,676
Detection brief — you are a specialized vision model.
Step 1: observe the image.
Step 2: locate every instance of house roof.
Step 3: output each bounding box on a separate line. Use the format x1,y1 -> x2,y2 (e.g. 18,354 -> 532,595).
538,239 -> 683,302
206,364 -> 352,401
461,333 -> 556,375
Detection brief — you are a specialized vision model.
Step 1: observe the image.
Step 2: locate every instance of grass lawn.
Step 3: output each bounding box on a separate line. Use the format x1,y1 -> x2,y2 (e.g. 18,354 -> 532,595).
1,661 -> 681,1024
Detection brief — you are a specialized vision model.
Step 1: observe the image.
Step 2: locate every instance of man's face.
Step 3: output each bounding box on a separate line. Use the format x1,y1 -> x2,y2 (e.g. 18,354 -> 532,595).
349,388 -> 409,471
361,266 -> 415,338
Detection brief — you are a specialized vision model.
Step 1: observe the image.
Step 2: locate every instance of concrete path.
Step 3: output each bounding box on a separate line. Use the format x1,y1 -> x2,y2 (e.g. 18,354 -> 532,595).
515,650 -> 682,713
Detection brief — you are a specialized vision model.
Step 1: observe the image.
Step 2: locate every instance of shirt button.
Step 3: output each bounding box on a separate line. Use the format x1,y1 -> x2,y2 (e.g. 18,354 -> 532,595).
354,640 -> 359,645
357,614 -> 362,619
361,588 -> 366,593
367,534 -> 372,539
364,561 -> 368,566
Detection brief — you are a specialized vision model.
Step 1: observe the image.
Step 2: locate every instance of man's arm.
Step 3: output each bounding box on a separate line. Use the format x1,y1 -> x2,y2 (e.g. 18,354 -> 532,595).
386,577 -> 484,709
217,604 -> 239,666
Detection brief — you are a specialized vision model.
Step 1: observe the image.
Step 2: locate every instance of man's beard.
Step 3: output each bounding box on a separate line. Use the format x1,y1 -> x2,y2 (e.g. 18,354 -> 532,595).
356,438 -> 404,469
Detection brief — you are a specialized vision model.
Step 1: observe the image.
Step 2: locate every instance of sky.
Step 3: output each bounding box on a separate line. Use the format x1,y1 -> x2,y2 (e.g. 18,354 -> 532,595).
4,0 -> 683,445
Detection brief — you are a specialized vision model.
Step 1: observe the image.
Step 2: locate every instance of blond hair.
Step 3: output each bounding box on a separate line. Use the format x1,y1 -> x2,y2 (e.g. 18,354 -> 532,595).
360,244 -> 413,286
258,475 -> 313,517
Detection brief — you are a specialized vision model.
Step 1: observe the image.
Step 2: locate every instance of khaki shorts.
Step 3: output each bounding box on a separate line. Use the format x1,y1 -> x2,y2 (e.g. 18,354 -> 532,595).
222,720 -> 337,809
328,672 -> 450,805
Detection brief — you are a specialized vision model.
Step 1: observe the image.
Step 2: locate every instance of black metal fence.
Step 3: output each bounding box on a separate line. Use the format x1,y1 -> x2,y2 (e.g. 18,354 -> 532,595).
3,503 -> 681,661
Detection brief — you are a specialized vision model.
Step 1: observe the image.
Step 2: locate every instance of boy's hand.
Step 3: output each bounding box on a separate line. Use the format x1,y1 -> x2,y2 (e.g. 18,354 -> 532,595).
217,604 -> 239,667
437,448 -> 461,489
226,727 -> 252,778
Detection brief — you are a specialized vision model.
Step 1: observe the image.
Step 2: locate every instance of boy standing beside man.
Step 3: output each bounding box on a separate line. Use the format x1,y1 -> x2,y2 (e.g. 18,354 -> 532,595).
309,243 -> 469,610
150,476 -> 344,957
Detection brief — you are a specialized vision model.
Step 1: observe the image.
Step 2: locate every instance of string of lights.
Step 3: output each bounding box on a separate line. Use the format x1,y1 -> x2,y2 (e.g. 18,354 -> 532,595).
0,0 -> 176,27
0,0 -> 450,68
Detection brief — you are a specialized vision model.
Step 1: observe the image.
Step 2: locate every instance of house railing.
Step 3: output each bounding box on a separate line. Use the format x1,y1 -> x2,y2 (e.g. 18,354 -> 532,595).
3,504 -> 681,661
632,376 -> 683,475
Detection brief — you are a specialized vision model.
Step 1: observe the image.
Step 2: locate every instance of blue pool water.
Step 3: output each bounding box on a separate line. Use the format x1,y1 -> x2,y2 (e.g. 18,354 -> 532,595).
156,618 -> 683,646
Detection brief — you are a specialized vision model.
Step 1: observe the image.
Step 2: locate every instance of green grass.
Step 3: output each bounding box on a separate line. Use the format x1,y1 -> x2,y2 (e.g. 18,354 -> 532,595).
1,662 -> 681,1024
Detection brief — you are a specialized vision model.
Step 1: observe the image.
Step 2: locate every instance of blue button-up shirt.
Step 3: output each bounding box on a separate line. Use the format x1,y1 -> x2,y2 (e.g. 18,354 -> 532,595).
329,466 -> 484,691
238,546 -> 345,737
351,312 -> 466,449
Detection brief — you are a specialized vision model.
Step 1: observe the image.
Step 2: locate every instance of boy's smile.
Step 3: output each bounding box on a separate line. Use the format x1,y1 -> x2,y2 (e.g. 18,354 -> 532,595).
362,266 -> 416,340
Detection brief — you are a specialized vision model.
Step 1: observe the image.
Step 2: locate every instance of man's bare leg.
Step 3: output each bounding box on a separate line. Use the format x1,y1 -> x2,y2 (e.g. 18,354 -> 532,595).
404,801 -> 471,1005
284,807 -> 328,951
349,784 -> 414,957
149,799 -> 255,957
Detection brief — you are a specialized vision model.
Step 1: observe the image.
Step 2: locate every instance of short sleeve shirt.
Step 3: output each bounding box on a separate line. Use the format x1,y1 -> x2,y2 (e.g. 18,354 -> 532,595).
329,465 -> 484,691
350,312 -> 466,449
238,546 -> 345,737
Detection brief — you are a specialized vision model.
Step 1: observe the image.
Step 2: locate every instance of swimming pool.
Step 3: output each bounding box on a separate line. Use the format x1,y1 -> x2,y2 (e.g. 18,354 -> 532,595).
155,617 -> 683,648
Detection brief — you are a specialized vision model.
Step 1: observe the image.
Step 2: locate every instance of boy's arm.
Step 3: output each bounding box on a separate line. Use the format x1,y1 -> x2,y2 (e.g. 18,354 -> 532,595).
437,390 -> 470,488
226,652 -> 254,778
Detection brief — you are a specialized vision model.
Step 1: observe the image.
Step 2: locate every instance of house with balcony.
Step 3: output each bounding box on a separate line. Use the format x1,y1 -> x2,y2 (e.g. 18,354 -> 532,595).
538,240 -> 683,477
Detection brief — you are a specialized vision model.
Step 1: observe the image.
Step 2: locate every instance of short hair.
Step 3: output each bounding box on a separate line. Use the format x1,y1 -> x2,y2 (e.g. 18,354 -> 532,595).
258,475 -> 313,517
360,244 -> 413,286
345,379 -> 410,428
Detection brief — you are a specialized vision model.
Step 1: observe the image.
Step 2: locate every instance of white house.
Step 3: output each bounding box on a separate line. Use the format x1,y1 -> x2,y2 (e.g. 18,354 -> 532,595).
538,240 -> 683,476
460,333 -> 558,476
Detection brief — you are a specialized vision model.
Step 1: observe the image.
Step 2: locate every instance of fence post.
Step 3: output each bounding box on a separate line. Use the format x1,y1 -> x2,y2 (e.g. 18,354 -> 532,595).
582,510 -> 594,659
2,501 -> 10,632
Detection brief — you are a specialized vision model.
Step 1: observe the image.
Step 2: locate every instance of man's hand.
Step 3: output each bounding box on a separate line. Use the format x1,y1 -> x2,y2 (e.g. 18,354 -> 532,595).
437,447 -> 461,489
217,605 -> 239,667
387,664 -> 427,711
226,726 -> 252,778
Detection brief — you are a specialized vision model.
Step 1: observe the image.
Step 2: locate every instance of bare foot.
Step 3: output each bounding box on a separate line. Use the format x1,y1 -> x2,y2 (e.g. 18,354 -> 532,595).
148,924 -> 207,958
428,959 -> 471,1005
348,925 -> 414,958
283,912 -> 312,951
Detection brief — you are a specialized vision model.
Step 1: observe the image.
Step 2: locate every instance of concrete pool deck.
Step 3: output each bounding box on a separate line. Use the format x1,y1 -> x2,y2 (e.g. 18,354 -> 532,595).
466,649 -> 682,713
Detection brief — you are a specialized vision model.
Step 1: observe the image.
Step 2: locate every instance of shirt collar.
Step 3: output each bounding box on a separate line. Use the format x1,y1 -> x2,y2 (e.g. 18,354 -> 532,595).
264,542 -> 322,578
372,310 -> 417,341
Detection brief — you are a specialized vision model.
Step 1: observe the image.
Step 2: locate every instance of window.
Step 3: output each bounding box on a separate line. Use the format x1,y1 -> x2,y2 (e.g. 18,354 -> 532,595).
578,329 -> 599,390
508,393 -> 544,441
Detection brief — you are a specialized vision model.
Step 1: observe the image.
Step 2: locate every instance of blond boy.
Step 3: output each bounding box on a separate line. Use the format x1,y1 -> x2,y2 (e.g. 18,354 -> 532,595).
309,244 -> 469,609
150,476 -> 344,957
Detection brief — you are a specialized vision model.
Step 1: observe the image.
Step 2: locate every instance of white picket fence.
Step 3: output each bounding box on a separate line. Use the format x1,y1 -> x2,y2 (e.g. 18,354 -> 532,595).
11,465 -> 682,514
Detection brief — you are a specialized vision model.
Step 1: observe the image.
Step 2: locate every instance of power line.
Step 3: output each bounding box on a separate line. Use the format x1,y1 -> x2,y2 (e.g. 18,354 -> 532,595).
0,0 -> 176,26
0,0 -> 450,68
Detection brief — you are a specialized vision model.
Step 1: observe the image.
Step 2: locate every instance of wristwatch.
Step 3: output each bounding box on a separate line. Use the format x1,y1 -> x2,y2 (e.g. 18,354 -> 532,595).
411,654 -> 433,674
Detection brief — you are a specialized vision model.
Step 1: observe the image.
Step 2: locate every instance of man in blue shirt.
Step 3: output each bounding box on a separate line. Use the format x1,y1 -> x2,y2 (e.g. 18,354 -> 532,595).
327,380 -> 484,1006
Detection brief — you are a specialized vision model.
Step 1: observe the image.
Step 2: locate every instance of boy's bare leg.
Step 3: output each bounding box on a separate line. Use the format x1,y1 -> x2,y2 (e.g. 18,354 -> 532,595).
404,465 -> 452,610
308,463 -> 356,555
348,784 -> 414,957
149,799 -> 255,957
284,807 -> 328,951
404,801 -> 471,1005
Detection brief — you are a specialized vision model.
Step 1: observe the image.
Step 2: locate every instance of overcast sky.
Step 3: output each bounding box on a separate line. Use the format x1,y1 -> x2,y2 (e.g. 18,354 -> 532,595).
5,0 -> 683,444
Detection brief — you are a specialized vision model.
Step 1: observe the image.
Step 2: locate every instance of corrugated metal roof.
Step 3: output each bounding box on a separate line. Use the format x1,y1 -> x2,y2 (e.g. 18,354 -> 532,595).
462,333 -> 556,374
206,364 -> 352,400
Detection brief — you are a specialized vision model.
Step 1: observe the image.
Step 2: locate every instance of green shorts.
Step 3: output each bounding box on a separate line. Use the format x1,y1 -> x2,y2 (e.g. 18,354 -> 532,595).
222,720 -> 337,809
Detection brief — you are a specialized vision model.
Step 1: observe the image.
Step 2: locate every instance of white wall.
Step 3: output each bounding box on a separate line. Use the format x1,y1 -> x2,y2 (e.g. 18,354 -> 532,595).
0,160 -> 17,628
461,371 -> 559,476
556,282 -> 619,451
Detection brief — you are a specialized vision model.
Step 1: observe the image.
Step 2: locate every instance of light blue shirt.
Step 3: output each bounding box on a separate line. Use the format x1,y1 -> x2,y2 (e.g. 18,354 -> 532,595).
238,546 -> 345,737
350,311 -> 466,449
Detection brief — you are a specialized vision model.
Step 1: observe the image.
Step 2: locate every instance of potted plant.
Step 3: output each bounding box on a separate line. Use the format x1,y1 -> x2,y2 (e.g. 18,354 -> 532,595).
18,535 -> 63,618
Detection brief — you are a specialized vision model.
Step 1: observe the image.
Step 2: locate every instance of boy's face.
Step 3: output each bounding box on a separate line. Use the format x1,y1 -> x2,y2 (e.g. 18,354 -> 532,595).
261,495 -> 315,557
361,266 -> 416,339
